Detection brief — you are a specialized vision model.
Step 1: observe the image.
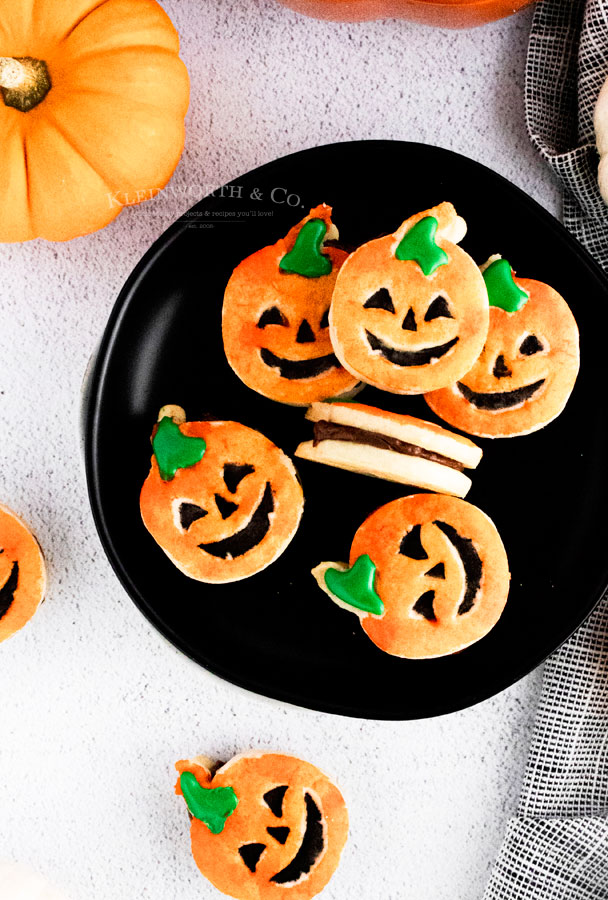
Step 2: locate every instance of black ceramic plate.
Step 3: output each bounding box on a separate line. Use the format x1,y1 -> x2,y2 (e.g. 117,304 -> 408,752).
84,140 -> 608,720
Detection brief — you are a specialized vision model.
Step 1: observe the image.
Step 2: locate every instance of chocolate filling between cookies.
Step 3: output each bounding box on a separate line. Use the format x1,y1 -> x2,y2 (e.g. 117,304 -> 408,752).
312,421 -> 466,472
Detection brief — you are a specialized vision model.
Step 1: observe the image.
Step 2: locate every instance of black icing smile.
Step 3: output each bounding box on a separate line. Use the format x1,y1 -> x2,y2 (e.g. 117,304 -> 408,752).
260,347 -> 339,380
457,378 -> 545,410
270,793 -> 325,885
0,561 -> 19,621
199,483 -> 274,559
366,331 -> 459,367
435,521 -> 482,616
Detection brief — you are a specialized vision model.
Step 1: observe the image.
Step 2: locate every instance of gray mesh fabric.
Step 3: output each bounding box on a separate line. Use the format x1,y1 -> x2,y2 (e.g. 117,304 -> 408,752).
526,0 -> 608,263
485,4 -> 608,894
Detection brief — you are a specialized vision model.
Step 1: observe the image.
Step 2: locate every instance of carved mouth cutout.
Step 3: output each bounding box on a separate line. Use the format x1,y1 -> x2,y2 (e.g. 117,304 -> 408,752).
457,378 -> 545,410
366,331 -> 459,367
239,790 -> 325,885
0,561 -> 19,621
260,348 -> 339,380
198,483 -> 274,559
401,521 -> 482,621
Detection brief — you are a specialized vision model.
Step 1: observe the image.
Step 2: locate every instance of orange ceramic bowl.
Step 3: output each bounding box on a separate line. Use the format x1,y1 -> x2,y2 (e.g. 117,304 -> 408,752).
274,0 -> 533,27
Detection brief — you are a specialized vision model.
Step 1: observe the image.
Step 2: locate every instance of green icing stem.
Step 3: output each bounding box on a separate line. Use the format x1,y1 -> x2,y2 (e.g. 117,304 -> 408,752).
483,257 -> 529,313
152,416 -> 206,482
279,219 -> 332,278
325,554 -> 384,616
180,772 -> 238,834
395,216 -> 448,277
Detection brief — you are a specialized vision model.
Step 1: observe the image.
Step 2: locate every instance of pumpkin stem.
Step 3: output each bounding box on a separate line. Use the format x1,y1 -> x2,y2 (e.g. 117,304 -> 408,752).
0,57 -> 52,112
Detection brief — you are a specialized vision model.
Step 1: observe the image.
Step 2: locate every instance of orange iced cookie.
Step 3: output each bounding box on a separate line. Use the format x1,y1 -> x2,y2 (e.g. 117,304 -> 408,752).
175,752 -> 348,900
329,203 -> 489,394
313,493 -> 509,659
140,407 -> 303,583
425,256 -> 580,437
0,504 -> 46,644
222,204 -> 359,405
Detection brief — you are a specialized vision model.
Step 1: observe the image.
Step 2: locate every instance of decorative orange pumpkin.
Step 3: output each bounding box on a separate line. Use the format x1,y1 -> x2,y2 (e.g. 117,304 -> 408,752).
175,752 -> 349,900
0,503 -> 46,643
0,0 -> 189,242
425,257 -> 580,437
313,493 -> 510,658
273,0 -> 533,28
140,408 -> 304,583
329,203 -> 489,394
223,205 -> 360,406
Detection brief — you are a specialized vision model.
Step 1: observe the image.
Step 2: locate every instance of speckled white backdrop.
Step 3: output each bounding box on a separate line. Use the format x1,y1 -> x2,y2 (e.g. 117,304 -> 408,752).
0,2 -> 561,899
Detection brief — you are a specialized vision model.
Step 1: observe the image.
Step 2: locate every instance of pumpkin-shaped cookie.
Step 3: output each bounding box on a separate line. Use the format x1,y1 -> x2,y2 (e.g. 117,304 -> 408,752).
140,408 -> 304,583
222,205 -> 360,405
313,493 -> 509,658
175,752 -> 348,900
425,257 -> 580,437
329,203 -> 489,394
0,504 -> 46,643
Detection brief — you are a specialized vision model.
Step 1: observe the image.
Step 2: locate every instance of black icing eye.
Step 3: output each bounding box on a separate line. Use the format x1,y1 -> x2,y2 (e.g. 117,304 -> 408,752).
267,826 -> 290,844
263,785 -> 288,817
364,288 -> 395,313
179,503 -> 208,529
214,494 -> 238,519
223,463 -> 255,494
239,844 -> 266,873
413,590 -> 437,621
320,307 -> 330,329
519,334 -> 544,356
257,307 -> 288,328
399,525 -> 428,560
425,295 -> 453,321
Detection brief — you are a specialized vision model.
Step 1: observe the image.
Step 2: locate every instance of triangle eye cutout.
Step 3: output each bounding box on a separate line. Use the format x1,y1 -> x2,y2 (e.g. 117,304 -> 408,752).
364,288 -> 395,313
263,785 -> 288,818
179,503 -> 208,530
399,525 -> 429,560
425,562 -> 445,579
425,295 -> 453,321
258,307 -> 288,328
414,590 -> 437,621
267,826 -> 290,844
519,334 -> 544,356
215,494 -> 239,520
223,464 -> 255,494
239,843 -> 266,873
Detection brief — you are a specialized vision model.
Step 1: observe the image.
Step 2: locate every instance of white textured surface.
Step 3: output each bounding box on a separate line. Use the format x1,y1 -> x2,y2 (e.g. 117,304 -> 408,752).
0,2 -> 560,899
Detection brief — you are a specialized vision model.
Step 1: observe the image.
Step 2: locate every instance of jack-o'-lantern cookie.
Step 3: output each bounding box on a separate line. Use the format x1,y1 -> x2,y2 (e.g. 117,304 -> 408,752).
329,203 -> 489,394
425,256 -> 580,437
175,752 -> 348,900
140,407 -> 304,583
223,204 -> 360,405
295,401 -> 482,498
313,494 -> 509,659
0,504 -> 46,644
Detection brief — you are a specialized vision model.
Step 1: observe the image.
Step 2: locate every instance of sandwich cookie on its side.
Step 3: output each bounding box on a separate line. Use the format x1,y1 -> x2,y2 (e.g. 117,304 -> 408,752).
295,401 -> 482,498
